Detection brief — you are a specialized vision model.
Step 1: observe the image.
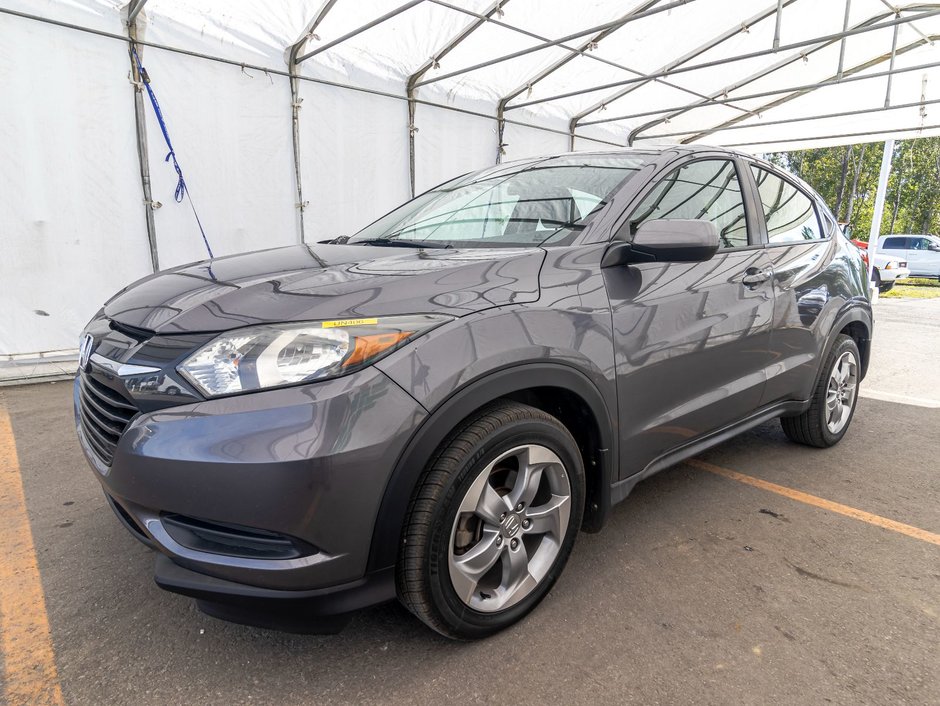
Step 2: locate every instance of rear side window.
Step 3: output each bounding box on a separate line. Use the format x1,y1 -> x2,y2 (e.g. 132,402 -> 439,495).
882,237 -> 908,250
630,159 -> 749,248
751,167 -> 823,243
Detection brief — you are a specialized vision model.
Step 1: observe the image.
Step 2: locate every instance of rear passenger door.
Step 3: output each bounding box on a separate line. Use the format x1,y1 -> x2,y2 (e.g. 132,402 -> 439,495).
605,157 -> 776,479
749,165 -> 841,405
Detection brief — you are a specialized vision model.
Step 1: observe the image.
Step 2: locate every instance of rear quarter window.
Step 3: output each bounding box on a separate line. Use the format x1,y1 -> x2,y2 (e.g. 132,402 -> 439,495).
751,166 -> 823,243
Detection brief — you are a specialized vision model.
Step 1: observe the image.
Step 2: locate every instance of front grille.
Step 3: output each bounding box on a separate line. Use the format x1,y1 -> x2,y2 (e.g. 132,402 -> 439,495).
77,373 -> 138,465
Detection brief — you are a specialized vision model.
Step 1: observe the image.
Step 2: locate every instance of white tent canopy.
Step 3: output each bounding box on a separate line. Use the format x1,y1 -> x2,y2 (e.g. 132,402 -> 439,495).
2,0 -> 939,358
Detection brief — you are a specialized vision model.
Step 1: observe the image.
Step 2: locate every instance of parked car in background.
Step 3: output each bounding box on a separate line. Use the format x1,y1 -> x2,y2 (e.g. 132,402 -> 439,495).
878,234 -> 940,279
75,146 -> 872,639
850,239 -> 911,292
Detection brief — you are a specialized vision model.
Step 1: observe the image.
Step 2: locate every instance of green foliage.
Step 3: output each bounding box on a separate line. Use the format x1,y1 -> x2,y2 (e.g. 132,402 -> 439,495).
764,137 -> 940,240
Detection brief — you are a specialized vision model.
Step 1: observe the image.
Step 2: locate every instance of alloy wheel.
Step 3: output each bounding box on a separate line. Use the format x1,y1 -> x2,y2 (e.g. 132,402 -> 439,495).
447,444 -> 571,613
826,350 -> 858,434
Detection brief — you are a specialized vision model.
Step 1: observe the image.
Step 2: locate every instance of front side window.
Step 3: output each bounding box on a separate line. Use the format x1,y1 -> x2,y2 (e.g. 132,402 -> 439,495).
630,159 -> 749,248
912,237 -> 935,251
349,154 -> 651,248
751,167 -> 823,243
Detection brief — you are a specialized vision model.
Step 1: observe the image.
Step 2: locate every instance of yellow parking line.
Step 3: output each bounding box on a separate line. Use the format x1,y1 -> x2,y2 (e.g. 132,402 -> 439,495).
0,405 -> 65,706
688,458 -> 940,547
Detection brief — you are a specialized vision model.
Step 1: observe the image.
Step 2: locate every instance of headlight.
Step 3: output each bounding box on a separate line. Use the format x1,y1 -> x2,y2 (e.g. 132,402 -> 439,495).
178,314 -> 451,397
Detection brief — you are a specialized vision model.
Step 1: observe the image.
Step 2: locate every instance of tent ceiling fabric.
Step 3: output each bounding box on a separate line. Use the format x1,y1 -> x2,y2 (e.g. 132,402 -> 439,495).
13,0 -> 939,151
134,0 -> 940,150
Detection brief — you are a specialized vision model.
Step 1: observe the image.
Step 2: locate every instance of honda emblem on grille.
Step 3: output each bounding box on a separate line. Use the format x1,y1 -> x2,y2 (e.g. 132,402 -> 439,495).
79,333 -> 95,370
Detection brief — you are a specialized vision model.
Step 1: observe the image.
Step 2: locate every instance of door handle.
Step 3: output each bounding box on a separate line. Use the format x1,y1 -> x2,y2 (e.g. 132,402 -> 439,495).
742,267 -> 772,286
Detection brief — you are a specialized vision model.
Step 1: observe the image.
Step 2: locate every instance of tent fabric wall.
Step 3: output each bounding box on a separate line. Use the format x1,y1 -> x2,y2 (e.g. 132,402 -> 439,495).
0,12 -> 152,355
501,122 -> 570,161
413,105 -> 497,195
142,47 -> 299,267
299,82 -> 410,240
2,0 -> 940,359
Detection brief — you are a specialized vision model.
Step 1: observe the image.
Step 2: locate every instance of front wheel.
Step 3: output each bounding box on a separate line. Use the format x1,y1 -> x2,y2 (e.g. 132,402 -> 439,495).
878,281 -> 894,293
781,334 -> 860,448
396,401 -> 584,639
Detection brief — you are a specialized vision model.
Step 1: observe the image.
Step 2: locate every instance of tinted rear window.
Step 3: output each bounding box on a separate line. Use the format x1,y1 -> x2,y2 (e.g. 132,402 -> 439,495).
751,167 -> 823,243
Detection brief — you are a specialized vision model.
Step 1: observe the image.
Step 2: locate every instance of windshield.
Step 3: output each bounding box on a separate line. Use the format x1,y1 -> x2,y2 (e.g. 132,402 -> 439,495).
349,153 -> 651,248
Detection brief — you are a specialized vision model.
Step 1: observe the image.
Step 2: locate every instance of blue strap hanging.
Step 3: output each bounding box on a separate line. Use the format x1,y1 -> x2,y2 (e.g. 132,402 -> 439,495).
131,45 -> 214,260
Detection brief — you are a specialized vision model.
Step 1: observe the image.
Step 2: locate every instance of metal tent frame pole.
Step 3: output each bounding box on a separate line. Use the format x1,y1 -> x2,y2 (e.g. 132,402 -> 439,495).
885,14 -> 902,107
867,139 -> 895,288
125,0 -> 159,273
286,0 -> 339,243
406,0 -> 509,195
294,0 -> 425,64
837,0 -> 853,78
127,0 -> 147,24
773,0 -> 785,49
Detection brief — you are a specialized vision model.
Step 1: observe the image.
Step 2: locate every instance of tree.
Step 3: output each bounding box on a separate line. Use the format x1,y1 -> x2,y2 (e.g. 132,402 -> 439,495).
764,136 -> 940,240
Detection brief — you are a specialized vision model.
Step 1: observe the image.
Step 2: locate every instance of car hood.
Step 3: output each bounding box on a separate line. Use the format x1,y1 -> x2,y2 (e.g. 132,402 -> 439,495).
104,244 -> 544,334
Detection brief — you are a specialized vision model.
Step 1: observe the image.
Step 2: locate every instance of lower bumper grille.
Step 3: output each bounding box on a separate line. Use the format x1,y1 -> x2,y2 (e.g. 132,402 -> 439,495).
77,374 -> 137,465
162,514 -> 318,560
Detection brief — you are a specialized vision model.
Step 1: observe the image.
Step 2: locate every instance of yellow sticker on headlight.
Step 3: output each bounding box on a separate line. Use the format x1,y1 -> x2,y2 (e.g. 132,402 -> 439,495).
322,318 -> 379,328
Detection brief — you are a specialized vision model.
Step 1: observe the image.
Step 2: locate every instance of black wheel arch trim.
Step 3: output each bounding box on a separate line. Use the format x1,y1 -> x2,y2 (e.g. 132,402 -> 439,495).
367,362 -> 616,572
820,301 -> 873,385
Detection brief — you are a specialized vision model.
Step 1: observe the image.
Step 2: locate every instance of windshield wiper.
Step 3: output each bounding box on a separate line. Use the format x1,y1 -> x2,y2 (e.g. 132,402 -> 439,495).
351,238 -> 451,249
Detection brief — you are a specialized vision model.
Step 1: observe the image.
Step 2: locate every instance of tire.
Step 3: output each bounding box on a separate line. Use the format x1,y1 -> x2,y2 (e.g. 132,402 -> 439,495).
781,334 -> 861,448
396,400 -> 585,640
878,281 -> 894,293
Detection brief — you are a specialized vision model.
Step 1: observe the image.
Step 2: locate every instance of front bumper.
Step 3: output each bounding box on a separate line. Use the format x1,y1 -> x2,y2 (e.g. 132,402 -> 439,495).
74,364 -> 426,614
153,554 -> 395,633
880,267 -> 910,282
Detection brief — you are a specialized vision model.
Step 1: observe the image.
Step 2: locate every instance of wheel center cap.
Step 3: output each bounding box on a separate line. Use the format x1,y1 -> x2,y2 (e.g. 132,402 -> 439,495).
502,513 -> 522,537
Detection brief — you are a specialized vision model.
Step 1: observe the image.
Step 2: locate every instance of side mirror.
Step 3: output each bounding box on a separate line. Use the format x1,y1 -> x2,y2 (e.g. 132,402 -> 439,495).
602,219 -> 720,267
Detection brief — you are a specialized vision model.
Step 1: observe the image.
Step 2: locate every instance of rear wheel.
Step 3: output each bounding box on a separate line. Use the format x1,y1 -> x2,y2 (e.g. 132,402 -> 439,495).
396,401 -> 584,639
781,334 -> 860,448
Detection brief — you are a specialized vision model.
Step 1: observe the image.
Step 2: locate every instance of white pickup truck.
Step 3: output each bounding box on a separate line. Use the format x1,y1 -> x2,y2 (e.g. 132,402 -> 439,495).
849,239 -> 910,293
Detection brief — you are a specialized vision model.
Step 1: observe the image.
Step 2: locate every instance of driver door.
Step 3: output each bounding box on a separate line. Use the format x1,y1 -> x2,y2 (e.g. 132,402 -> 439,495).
603,157 -> 775,479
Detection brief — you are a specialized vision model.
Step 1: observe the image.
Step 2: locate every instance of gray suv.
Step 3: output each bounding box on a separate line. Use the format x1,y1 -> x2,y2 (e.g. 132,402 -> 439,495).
75,146 -> 872,639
